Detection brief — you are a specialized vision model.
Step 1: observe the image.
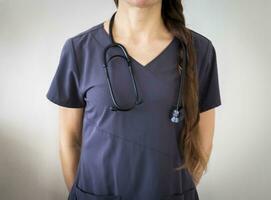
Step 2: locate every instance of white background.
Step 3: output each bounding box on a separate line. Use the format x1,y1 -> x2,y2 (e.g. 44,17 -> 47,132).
0,0 -> 270,199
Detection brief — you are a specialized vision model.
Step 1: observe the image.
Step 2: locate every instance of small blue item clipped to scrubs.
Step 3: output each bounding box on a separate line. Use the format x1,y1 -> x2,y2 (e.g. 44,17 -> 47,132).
103,11 -> 188,123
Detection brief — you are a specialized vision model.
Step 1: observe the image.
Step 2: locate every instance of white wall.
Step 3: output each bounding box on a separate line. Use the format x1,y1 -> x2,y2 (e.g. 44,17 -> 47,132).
0,0 -> 270,199
184,1 -> 271,199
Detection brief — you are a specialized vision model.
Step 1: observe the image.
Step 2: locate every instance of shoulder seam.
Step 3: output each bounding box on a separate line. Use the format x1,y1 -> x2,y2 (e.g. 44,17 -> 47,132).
68,38 -> 85,100
190,29 -> 212,44
71,23 -> 103,40
68,38 -> 80,75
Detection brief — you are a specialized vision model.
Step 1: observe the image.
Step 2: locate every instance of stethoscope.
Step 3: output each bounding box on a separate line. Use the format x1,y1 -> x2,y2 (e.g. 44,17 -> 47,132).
102,12 -> 188,124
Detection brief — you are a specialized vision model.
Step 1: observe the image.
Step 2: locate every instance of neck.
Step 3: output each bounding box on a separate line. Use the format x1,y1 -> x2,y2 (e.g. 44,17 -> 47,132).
112,1 -> 169,42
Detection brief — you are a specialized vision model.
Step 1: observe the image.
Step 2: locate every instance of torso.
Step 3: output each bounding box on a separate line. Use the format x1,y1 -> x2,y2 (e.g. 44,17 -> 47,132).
67,21 -> 211,200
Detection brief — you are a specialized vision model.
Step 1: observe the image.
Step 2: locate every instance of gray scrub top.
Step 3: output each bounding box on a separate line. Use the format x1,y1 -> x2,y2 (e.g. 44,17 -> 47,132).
46,22 -> 221,200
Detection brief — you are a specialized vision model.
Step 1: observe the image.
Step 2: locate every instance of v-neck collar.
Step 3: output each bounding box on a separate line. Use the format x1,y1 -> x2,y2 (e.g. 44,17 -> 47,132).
128,37 -> 177,68
97,21 -> 177,70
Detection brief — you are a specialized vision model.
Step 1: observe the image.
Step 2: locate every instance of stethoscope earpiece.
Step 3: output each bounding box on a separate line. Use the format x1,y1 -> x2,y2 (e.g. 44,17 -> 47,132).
109,105 -> 118,111
136,98 -> 144,105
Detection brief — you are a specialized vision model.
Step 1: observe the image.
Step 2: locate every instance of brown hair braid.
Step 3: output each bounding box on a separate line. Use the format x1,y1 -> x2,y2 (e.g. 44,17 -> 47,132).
113,0 -> 207,184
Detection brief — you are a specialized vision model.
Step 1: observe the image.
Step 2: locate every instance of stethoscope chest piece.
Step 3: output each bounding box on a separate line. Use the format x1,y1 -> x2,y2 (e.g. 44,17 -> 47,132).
170,106 -> 185,123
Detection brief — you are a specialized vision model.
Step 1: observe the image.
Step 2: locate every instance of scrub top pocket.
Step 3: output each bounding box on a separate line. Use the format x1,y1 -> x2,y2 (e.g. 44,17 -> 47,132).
161,187 -> 199,200
74,184 -> 121,200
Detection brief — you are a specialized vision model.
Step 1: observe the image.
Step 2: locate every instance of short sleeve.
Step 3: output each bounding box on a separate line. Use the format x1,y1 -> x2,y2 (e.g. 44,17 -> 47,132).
46,38 -> 86,108
199,41 -> 222,113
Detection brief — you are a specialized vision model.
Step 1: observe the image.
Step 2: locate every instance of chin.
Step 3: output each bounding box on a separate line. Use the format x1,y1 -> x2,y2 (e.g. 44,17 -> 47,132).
123,0 -> 161,7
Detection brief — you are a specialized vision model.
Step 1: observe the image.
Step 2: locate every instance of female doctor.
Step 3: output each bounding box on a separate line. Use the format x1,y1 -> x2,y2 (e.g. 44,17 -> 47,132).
46,0 -> 222,199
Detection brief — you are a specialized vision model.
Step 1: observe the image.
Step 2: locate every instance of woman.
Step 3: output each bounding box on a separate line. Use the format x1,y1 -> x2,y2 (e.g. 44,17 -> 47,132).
46,0 -> 222,199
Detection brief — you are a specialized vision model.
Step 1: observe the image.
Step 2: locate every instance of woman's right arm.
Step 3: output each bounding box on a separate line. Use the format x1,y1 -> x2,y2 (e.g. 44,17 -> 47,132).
58,107 -> 84,191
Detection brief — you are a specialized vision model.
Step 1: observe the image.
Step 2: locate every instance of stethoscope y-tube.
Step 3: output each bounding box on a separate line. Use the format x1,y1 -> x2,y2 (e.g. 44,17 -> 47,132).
102,12 -> 188,123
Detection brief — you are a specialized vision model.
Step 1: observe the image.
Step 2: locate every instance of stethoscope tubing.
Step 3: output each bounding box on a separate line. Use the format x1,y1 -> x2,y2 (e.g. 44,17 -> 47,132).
103,27 -> 142,111
103,11 -> 188,123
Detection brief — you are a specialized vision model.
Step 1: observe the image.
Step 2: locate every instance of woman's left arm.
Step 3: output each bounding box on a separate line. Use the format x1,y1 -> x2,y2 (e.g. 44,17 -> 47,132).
194,108 -> 216,186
